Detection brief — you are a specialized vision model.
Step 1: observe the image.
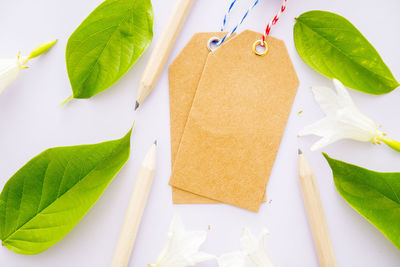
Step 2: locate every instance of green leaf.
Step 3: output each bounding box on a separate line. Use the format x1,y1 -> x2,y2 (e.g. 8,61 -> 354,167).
294,11 -> 399,95
0,129 -> 132,255
323,153 -> 400,249
66,0 -> 153,99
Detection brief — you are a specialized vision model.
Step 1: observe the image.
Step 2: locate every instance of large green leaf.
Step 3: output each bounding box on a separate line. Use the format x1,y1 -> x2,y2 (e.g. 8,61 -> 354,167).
323,153 -> 400,249
0,129 -> 132,254
294,11 -> 399,95
66,0 -> 153,99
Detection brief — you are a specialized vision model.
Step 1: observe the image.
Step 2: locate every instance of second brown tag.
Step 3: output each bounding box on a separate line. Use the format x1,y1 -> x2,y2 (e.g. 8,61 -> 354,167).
169,30 -> 299,211
169,32 -> 228,204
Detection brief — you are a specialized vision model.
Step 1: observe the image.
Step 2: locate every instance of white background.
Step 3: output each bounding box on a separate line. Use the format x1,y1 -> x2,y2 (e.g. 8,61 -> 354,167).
0,0 -> 399,266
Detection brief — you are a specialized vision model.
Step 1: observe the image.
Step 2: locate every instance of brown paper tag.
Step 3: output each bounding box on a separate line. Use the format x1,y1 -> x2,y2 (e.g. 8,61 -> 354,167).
169,32 -> 226,204
169,30 -> 299,212
169,32 -> 266,203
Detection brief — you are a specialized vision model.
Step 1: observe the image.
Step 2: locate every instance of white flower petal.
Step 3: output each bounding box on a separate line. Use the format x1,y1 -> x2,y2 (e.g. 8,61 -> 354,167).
310,136 -> 342,151
333,109 -> 378,141
240,228 -> 258,253
0,58 -> 21,93
311,79 -> 356,116
301,114 -> 379,151
152,214 -> 215,267
299,117 -> 337,137
311,85 -> 342,116
192,251 -> 217,263
218,229 -> 274,267
218,251 -> 247,267
241,228 -> 274,267
332,78 -> 355,108
182,230 -> 207,248
300,79 -> 383,150
300,119 -> 349,151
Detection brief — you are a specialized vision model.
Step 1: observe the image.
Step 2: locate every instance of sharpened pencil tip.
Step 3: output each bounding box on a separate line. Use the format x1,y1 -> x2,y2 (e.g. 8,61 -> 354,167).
154,140 -> 157,146
134,101 -> 140,110
298,149 -> 302,155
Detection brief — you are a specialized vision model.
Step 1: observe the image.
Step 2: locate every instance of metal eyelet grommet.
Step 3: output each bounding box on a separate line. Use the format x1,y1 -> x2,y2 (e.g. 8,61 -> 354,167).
252,39 -> 269,56
207,37 -> 221,52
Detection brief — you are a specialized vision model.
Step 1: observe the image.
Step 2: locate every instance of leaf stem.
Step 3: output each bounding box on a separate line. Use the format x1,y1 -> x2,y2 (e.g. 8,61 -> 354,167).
59,95 -> 73,107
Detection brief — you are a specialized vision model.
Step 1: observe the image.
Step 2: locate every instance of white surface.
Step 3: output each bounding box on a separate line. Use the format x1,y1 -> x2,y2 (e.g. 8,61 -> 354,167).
0,0 -> 399,266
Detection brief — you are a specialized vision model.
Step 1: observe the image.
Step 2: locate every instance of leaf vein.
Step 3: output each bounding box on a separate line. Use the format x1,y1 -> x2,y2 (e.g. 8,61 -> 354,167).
297,19 -> 397,83
2,141 -> 123,243
72,7 -> 136,92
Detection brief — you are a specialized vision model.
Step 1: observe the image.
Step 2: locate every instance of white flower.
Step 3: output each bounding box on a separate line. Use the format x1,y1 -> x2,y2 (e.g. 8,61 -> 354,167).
150,214 -> 215,267
218,228 -> 274,267
0,53 -> 28,93
0,40 -> 57,94
299,79 -> 385,151
218,252 -> 247,267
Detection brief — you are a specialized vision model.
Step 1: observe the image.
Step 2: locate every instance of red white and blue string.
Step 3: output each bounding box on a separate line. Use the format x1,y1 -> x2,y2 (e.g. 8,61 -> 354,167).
217,0 -> 260,46
216,0 -> 288,47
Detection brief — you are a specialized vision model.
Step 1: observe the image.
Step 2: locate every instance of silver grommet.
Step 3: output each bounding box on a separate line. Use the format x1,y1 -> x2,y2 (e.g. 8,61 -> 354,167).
207,37 -> 221,52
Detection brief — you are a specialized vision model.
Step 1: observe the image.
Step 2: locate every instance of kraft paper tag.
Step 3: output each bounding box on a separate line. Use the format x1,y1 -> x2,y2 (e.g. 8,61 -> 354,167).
169,32 -> 266,204
169,30 -> 299,212
169,32 -> 226,204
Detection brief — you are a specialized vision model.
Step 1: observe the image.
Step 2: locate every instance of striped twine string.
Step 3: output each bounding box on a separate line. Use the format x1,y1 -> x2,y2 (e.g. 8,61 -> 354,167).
220,0 -> 238,31
262,0 -> 287,43
217,0 -> 260,46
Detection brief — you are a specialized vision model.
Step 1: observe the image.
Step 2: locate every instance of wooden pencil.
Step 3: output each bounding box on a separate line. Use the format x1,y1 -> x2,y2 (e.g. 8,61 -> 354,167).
111,141 -> 157,267
135,0 -> 195,110
298,149 -> 337,267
